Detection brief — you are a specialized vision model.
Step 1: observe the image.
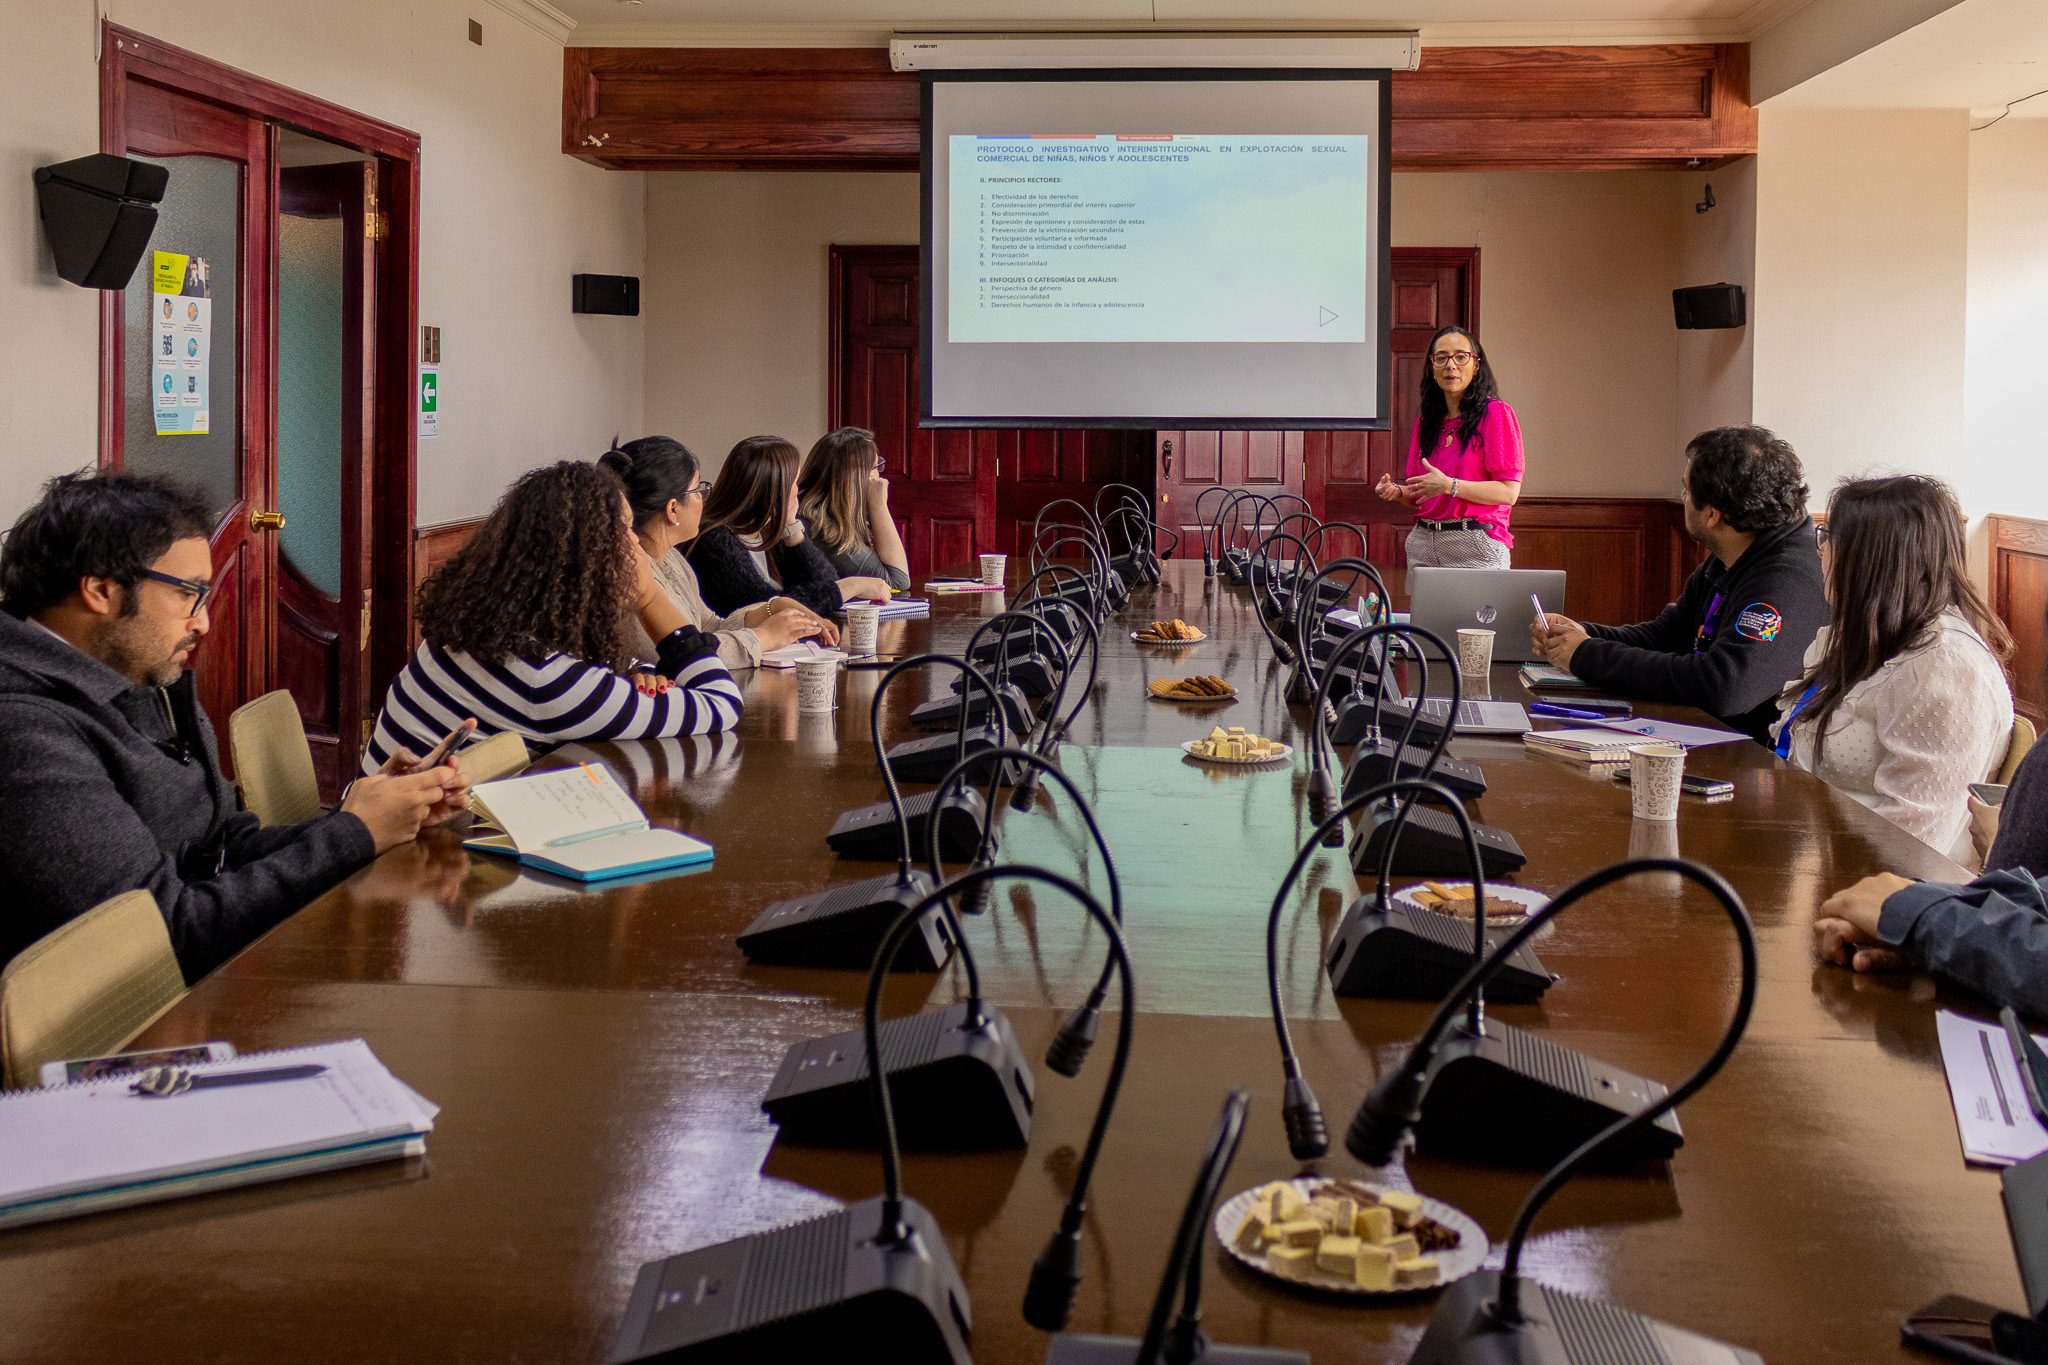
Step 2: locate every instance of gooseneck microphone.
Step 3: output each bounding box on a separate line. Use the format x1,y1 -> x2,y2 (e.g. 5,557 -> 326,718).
1193,487 -> 1235,578
826,653 -> 1002,864
1247,528 -> 1320,667
1304,621 -> 1438,845
1382,861 -> 1765,1365
928,745 -> 1122,1081
1006,600 -> 1098,815
1264,775 -> 1483,1160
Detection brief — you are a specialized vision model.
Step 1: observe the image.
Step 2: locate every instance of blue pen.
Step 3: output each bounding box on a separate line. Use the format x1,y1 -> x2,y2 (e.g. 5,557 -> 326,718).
1531,703 -> 1609,721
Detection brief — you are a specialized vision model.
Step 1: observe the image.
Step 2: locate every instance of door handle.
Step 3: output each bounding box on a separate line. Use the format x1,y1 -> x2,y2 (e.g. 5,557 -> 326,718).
1161,439 -> 1173,479
250,509 -> 286,532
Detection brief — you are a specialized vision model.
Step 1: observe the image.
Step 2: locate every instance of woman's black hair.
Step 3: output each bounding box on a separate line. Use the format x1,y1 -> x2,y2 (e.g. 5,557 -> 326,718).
1,470 -> 212,620
1415,325 -> 1500,463
598,436 -> 701,531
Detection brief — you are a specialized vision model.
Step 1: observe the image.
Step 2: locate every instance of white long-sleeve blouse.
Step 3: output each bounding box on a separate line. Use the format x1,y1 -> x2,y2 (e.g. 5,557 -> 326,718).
1771,612 -> 2013,864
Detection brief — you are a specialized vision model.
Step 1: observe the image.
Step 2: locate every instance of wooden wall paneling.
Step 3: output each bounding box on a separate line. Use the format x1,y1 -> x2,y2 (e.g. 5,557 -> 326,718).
565,44 -> 1757,173
1507,498 -> 1689,626
1992,515 -> 2048,728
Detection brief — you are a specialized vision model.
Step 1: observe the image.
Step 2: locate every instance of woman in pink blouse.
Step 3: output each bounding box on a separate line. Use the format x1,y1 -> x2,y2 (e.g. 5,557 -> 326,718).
1374,325 -> 1524,569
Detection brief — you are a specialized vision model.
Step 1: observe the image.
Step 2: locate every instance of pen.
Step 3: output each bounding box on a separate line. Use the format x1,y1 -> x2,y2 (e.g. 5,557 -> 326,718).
1531,592 -> 1549,631
131,1064 -> 328,1098
1530,703 -> 1608,721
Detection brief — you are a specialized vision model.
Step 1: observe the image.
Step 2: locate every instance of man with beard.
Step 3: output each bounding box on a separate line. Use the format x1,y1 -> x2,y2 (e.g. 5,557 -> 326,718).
1526,425 -> 1828,745
0,472 -> 467,980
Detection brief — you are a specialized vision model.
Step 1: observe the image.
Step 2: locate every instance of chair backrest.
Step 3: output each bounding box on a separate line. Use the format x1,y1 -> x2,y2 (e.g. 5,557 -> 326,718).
2000,717 -> 2037,786
457,730 -> 530,785
1,890 -> 186,1089
230,690 -> 321,827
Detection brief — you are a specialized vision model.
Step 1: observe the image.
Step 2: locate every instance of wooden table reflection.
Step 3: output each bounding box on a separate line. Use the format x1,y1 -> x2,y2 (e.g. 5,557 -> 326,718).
1,561 -> 2012,1364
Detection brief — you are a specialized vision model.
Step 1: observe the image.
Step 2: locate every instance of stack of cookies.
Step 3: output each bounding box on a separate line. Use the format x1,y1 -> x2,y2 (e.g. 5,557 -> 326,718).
1147,674 -> 1233,701
1135,619 -> 1204,643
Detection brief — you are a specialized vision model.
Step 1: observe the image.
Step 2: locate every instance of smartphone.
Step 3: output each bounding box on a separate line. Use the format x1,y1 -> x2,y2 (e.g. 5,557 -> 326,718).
1614,771 -> 1735,798
1975,783 -> 2011,807
41,1041 -> 235,1087
417,717 -> 477,770
2004,1008 -> 2048,1127
1903,1294 -> 2048,1364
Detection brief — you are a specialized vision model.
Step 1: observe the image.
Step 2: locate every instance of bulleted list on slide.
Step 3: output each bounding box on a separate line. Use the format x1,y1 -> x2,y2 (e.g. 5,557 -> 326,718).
947,133 -> 1369,345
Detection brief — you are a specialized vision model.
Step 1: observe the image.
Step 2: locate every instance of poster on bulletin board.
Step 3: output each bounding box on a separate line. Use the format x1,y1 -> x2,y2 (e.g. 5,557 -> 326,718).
150,251 -> 211,436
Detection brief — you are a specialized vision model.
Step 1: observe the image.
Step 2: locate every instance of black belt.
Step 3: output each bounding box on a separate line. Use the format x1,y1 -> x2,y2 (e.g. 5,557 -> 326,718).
1415,517 -> 1489,532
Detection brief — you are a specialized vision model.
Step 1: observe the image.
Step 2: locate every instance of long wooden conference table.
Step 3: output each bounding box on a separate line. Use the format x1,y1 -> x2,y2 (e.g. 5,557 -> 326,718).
3,561 -> 2017,1363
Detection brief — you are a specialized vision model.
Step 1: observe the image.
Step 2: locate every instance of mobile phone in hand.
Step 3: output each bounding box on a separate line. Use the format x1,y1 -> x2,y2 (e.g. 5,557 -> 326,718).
418,718 -> 477,770
1973,782 -> 2010,807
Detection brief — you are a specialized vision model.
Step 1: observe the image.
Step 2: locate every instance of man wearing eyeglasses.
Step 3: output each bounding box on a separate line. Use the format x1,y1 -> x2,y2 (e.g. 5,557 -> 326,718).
0,471 -> 467,980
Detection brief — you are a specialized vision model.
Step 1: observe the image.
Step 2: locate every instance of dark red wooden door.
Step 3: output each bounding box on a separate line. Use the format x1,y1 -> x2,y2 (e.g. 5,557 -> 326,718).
1150,430 -> 1306,560
1306,248 -> 1479,564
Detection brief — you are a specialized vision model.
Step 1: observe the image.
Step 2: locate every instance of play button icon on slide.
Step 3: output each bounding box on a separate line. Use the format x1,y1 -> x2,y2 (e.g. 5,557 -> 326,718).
1318,307 -> 1338,327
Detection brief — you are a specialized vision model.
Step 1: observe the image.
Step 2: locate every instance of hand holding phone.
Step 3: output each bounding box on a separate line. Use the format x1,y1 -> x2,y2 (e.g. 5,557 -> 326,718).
1973,782 -> 2010,808
417,718 -> 478,770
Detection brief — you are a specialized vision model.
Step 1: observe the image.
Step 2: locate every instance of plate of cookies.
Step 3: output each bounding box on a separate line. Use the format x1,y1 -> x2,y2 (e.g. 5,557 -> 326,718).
1391,881 -> 1551,922
1183,727 -> 1291,765
1147,674 -> 1237,703
1213,1176 -> 1484,1297
1133,619 -> 1206,645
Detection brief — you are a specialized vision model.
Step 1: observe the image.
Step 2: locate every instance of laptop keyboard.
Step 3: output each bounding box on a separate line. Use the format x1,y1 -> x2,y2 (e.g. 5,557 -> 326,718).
1417,698 -> 1491,726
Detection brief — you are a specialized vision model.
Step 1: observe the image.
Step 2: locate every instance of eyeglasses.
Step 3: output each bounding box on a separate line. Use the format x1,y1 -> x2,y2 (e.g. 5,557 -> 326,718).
1814,524 -> 1830,547
686,480 -> 712,498
874,455 -> 889,477
139,568 -> 215,615
1430,351 -> 1478,368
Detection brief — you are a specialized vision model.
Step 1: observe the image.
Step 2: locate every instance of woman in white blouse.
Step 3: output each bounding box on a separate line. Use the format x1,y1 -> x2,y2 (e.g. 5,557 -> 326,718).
1770,475 -> 2014,862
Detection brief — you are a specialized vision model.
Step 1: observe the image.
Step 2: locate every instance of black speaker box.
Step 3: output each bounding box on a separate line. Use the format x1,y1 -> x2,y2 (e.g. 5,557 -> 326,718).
1409,1272 -> 1763,1365
1343,740 -> 1487,802
1673,282 -> 1745,330
608,1195 -> 971,1365
761,1000 -> 1034,1148
573,272 -> 640,315
34,154 -> 168,290
910,684 -> 1032,738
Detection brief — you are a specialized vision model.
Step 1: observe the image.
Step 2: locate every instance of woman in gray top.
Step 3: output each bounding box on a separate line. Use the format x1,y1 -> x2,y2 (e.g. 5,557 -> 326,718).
601,437 -> 835,670
797,427 -> 912,594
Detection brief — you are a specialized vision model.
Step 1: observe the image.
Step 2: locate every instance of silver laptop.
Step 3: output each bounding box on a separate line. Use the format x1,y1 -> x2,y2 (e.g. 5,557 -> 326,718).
1407,567 -> 1566,665
1381,693 -> 1533,737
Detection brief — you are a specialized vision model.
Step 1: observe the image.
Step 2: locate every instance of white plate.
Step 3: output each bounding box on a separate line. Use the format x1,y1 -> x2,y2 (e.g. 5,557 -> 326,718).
1389,882 -> 1551,922
1181,740 -> 1293,766
1212,1177 -> 1486,1297
1131,629 -> 1204,646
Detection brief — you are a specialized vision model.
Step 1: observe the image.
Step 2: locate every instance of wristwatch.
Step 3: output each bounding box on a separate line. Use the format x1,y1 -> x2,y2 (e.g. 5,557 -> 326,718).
782,516 -> 806,545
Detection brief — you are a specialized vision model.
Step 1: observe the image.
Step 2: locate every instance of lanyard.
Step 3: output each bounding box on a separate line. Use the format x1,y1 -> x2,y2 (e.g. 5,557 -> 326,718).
1694,591 -> 1725,655
1773,683 -> 1819,760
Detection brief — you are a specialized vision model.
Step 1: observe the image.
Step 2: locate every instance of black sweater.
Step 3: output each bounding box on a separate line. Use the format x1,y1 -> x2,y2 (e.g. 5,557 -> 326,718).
0,612 -> 376,981
1989,738 -> 2048,878
684,524 -> 843,619
1571,516 -> 1828,744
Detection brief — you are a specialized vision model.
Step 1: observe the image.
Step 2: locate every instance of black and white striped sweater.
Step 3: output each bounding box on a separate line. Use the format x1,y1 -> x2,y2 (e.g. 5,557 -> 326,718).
361,637 -> 743,775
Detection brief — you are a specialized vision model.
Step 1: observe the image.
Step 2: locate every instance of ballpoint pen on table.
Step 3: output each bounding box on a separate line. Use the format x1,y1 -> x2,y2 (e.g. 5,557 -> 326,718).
130,1064 -> 328,1097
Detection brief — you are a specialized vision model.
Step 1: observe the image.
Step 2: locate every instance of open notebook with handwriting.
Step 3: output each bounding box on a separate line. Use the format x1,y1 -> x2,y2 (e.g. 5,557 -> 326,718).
462,762 -> 714,881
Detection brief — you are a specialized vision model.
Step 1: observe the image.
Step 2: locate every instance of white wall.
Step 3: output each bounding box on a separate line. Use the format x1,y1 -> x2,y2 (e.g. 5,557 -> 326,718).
1961,121 -> 2048,545
1674,155 -> 1756,442
1751,0 -> 1970,103
643,168 -> 1695,496
0,0 -> 644,529
1753,108 -> 1970,509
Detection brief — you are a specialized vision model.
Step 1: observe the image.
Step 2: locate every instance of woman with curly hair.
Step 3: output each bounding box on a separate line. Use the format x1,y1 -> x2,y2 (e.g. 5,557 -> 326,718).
797,426 -> 910,594
1372,325 -> 1524,569
686,435 -> 892,619
361,461 -> 742,773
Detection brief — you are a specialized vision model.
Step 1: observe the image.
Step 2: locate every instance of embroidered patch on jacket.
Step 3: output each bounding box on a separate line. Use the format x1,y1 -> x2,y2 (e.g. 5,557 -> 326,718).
1734,603 -> 1782,642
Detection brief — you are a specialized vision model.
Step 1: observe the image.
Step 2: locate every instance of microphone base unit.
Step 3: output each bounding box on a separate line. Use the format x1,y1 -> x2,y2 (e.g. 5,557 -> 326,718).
911,684 -> 1034,738
737,871 -> 951,971
761,1000 -> 1034,1149
883,727 -> 1005,785
1351,801 -> 1527,877
1409,1271 -> 1763,1365
827,789 -> 996,863
969,625 -> 1064,668
951,652 -> 1058,699
1414,1019 -> 1683,1167
1328,686 -> 1411,746
1047,1335 -> 1308,1364
607,1194 -> 971,1365
1343,741 -> 1488,802
1324,900 -> 1553,1003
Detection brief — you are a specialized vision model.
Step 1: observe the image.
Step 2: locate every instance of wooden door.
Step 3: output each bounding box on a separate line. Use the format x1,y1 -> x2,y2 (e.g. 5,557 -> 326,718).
1305,248 -> 1479,564
276,159 -> 376,795
993,430 -> 1153,564
108,78 -> 277,759
1150,430 -> 1306,560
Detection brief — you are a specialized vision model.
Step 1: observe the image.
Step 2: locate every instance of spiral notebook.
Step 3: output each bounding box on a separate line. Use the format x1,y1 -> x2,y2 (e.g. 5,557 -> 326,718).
462,763 -> 714,881
0,1038 -> 436,1229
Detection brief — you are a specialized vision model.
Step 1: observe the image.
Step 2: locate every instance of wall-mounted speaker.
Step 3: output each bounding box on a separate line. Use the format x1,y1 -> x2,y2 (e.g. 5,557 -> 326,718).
33,154 -> 169,290
573,273 -> 639,316
1673,283 -> 1745,330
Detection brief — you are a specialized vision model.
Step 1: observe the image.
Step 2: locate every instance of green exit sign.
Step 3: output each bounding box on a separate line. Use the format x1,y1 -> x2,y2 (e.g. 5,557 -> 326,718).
419,365 -> 440,439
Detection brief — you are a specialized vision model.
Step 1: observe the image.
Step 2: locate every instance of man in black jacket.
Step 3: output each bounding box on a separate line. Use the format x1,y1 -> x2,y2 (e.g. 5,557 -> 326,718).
1528,425 -> 1827,744
0,472 -> 466,980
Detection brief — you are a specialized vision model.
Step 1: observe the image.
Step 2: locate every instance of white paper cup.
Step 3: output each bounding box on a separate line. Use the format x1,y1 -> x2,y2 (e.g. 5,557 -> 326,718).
844,604 -> 880,655
1456,628 -> 1496,679
1628,743 -> 1686,821
980,553 -> 1007,587
795,657 -> 838,713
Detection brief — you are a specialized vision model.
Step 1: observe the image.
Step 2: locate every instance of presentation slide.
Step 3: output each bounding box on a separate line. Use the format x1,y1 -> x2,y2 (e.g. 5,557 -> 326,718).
924,74 -> 1389,429
949,134 -> 1370,345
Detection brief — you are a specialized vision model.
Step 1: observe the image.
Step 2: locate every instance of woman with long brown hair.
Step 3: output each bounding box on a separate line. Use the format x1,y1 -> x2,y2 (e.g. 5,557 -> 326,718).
797,426 -> 910,594
1372,324 -> 1524,568
362,461 -> 741,772
1772,474 -> 2013,860
686,435 -> 891,619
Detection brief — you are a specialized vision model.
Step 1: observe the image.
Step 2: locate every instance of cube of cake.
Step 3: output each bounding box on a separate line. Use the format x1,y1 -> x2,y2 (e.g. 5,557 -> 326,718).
1273,1219 -> 1324,1249
1266,1245 -> 1318,1282
1352,1241 -> 1397,1291
1353,1205 -> 1394,1243
1377,1233 -> 1420,1261
1315,1235 -> 1363,1278
1232,1210 -> 1271,1254
1378,1190 -> 1424,1228
1393,1256 -> 1440,1289
1259,1182 -> 1306,1223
